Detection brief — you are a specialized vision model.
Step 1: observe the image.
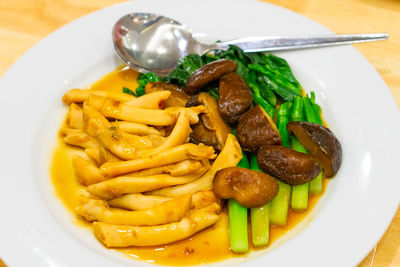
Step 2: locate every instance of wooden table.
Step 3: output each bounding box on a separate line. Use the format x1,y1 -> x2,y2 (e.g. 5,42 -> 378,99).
0,0 -> 399,266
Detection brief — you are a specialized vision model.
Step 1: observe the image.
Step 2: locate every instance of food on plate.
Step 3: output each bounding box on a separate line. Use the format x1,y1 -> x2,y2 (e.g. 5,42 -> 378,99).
186,92 -> 231,152
87,163 -> 210,200
147,134 -> 242,198
100,143 -> 215,178
257,145 -> 321,185
218,72 -> 252,124
236,105 -> 282,152
185,59 -> 237,94
145,82 -> 190,107
77,194 -> 192,226
93,203 -> 221,247
52,45 -> 342,265
213,167 -> 278,208
287,121 -> 343,177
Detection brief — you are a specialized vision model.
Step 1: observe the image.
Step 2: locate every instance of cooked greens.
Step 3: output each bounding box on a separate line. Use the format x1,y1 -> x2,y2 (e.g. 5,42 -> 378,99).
135,45 -> 303,112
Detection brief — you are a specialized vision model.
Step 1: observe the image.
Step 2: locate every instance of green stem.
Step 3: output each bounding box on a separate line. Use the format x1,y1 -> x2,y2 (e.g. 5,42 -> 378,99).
276,101 -> 292,147
250,155 -> 271,247
290,97 -> 309,211
309,173 -> 323,194
251,203 -> 271,247
270,101 -> 292,225
270,181 -> 291,226
304,94 -> 324,194
291,136 -> 309,211
228,199 -> 248,253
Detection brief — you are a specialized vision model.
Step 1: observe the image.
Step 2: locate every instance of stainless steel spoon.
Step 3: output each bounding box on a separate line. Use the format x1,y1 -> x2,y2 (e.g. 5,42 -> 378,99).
112,13 -> 388,76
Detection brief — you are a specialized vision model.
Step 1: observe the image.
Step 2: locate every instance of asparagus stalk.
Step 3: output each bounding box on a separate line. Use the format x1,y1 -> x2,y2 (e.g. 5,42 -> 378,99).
290,97 -> 309,211
250,155 -> 271,247
228,130 -> 249,253
304,95 -> 324,194
270,102 -> 292,225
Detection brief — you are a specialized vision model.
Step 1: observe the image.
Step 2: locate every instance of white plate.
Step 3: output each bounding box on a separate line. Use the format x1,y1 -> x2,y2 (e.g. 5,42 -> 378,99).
0,0 -> 399,266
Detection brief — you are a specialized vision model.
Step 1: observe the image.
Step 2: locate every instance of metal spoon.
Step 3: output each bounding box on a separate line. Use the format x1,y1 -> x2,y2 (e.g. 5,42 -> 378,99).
112,13 -> 388,76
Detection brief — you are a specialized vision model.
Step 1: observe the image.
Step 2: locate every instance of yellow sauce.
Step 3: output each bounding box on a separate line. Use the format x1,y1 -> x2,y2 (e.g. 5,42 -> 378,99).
50,66 -> 326,265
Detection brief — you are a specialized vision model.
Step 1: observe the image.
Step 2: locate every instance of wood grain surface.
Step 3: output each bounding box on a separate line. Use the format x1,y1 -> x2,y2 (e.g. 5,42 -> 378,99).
0,0 -> 399,266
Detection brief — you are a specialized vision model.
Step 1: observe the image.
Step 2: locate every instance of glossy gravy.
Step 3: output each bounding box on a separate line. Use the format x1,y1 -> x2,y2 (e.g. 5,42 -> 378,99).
51,66 -> 326,265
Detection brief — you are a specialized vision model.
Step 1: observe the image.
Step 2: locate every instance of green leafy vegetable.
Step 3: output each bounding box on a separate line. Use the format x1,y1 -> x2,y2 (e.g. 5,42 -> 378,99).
167,54 -> 205,86
248,64 -> 301,101
122,87 -> 136,96
134,72 -> 162,97
245,70 -> 275,118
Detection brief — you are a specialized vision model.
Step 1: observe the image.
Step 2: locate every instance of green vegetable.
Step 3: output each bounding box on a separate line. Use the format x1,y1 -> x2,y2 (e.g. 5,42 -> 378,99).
258,76 -> 277,106
207,86 -> 219,100
270,181 -> 291,226
228,199 -> 249,253
245,70 -> 275,118
248,63 -> 302,101
122,87 -> 136,96
276,101 -> 292,147
304,95 -> 323,125
133,72 -> 162,97
228,129 -> 249,253
250,155 -> 271,247
304,93 -> 324,194
167,54 -> 205,86
290,136 -> 309,211
290,97 -> 309,211
270,101 -> 292,226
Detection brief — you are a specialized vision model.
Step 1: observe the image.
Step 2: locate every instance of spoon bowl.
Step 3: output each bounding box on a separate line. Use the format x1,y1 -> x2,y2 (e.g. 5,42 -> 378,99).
112,13 -> 212,76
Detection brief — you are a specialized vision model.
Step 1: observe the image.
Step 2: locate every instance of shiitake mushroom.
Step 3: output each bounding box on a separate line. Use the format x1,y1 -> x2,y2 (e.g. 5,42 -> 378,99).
257,145 -> 321,185
213,167 -> 278,208
287,121 -> 342,177
186,92 -> 231,152
145,82 -> 189,107
218,72 -> 252,125
236,105 -> 282,152
185,59 -> 237,95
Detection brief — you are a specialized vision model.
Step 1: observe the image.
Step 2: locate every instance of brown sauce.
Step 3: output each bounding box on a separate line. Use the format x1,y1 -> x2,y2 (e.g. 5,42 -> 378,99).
50,66 -> 327,266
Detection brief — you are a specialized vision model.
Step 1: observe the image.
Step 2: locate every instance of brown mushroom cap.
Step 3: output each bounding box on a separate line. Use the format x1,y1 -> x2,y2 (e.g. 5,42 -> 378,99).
186,92 -> 231,152
213,167 -> 278,208
185,59 -> 237,95
236,105 -> 282,152
257,145 -> 321,185
145,82 -> 189,107
218,72 -> 253,125
287,121 -> 342,177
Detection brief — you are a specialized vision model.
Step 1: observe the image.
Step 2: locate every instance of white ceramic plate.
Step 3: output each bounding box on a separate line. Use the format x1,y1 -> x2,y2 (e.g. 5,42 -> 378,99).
0,0 -> 399,266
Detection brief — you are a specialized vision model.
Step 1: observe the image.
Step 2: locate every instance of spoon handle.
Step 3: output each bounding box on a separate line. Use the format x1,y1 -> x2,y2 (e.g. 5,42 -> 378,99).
217,33 -> 388,52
